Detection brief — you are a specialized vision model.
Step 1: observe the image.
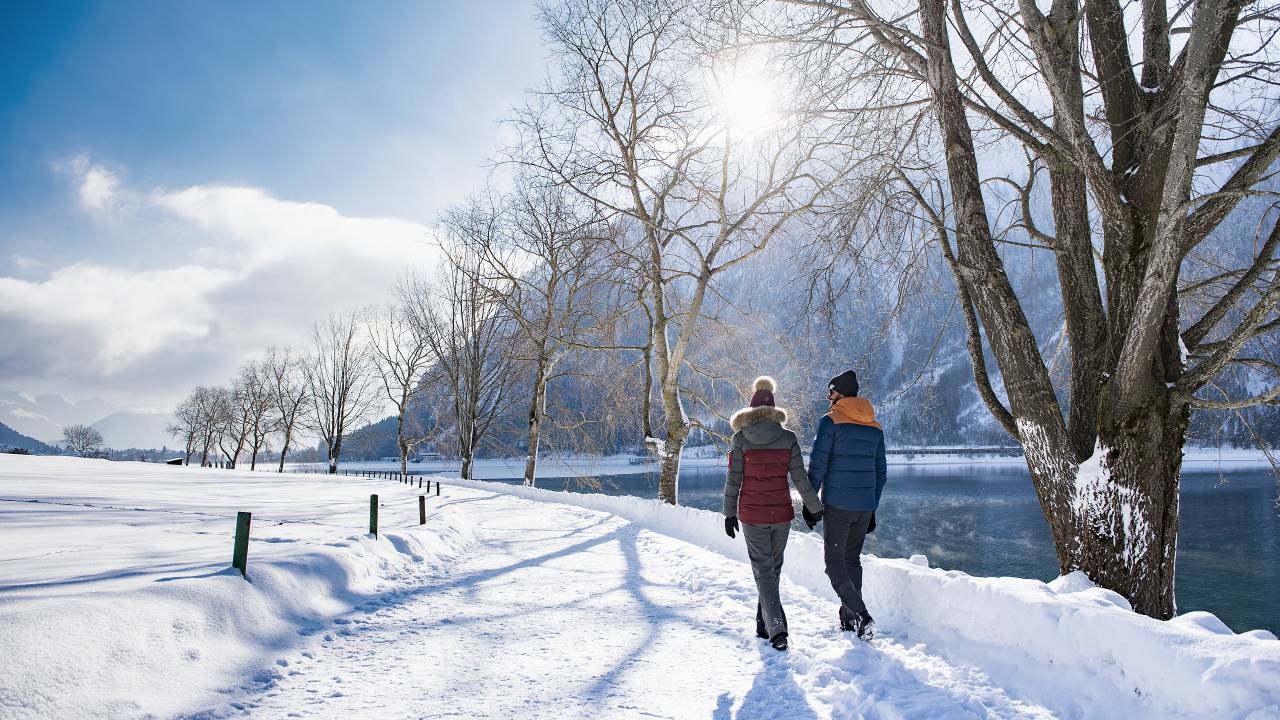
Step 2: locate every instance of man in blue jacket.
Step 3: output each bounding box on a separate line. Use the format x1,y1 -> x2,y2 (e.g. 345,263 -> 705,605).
804,369 -> 887,639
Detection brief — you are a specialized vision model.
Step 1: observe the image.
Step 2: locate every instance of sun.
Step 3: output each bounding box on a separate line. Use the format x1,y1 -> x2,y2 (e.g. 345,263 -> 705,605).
713,52 -> 780,136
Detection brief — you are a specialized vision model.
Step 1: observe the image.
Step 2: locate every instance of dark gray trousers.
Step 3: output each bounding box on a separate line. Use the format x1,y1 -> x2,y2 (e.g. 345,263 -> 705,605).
822,506 -> 874,616
742,522 -> 789,638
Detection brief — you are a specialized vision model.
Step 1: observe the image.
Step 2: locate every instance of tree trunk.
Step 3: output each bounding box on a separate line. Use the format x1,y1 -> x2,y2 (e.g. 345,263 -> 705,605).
1079,391 -> 1187,617
397,411 -> 409,477
277,426 -> 292,473
652,381 -> 687,505
524,361 -> 548,487
328,437 -> 341,474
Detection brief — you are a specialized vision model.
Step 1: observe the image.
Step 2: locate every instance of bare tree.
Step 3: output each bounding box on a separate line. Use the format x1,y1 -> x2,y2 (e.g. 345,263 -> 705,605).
446,180 -> 625,486
233,360 -> 276,470
167,394 -> 201,464
403,244 -> 517,481
213,385 -> 249,468
263,346 -> 311,472
177,385 -> 224,466
304,313 -> 381,474
515,0 -> 862,503
777,0 -> 1280,616
366,300 -> 436,475
62,424 -> 104,457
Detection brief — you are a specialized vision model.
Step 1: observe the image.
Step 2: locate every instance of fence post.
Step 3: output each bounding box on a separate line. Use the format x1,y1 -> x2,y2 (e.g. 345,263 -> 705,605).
419,495 -> 426,525
232,511 -> 251,577
369,494 -> 379,538
436,481 -> 440,496
418,478 -> 422,489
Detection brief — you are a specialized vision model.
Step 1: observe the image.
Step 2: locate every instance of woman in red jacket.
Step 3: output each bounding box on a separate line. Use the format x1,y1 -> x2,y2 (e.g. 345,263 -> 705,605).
723,376 -> 824,651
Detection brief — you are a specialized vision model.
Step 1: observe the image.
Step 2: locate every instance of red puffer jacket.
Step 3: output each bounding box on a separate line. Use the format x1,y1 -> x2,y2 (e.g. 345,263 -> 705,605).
723,406 -> 823,525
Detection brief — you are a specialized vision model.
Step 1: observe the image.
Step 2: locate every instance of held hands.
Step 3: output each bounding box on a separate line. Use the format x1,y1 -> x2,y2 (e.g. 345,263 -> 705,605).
801,506 -> 823,530
725,516 -> 739,539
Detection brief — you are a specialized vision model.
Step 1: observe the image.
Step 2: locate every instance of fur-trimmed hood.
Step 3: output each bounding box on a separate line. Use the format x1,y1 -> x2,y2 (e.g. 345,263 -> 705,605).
730,405 -> 790,444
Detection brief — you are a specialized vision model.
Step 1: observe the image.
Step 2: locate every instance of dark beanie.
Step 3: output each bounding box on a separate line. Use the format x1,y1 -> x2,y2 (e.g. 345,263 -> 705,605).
829,370 -> 859,397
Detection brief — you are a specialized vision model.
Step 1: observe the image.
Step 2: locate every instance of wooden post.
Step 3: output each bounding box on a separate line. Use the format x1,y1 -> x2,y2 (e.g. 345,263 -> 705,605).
419,495 -> 426,525
369,494 -> 379,538
436,481 -> 440,496
232,511 -> 251,577
418,478 -> 422,489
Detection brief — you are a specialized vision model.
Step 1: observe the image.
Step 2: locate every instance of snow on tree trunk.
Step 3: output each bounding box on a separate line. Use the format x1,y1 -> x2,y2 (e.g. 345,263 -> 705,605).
1018,398 -> 1186,618
651,379 -> 688,505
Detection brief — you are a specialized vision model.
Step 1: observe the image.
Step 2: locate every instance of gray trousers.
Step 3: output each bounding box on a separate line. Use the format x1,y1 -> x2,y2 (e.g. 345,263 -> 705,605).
823,506 -> 874,616
743,522 -> 790,638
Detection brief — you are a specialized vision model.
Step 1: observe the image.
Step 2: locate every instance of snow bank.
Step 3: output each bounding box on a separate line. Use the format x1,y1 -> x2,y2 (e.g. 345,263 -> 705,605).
0,456 -> 478,719
447,475 -> 1280,719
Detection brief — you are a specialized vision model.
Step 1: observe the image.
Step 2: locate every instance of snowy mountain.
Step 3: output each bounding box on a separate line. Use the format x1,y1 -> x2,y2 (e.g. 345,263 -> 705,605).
0,421 -> 57,454
89,411 -> 174,451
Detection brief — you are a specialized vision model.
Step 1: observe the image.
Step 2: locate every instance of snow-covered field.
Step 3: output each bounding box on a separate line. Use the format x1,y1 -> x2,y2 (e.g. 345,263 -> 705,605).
2,455 -> 1278,719
288,446 -> 1278,479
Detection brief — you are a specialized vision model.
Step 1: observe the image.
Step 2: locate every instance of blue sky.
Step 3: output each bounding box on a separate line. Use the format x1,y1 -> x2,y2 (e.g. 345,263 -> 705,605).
0,1 -> 548,442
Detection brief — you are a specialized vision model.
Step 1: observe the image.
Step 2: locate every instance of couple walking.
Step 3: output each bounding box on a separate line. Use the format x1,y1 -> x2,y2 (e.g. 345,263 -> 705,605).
722,370 -> 887,652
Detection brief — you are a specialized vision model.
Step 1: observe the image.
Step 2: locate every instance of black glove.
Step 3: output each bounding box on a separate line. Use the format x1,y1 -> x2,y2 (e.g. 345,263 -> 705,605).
802,506 -> 823,530
867,512 -> 876,534
725,516 -> 739,539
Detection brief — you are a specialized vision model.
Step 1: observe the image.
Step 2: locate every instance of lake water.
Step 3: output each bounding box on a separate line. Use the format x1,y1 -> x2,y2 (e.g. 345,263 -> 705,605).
487,464 -> 1280,634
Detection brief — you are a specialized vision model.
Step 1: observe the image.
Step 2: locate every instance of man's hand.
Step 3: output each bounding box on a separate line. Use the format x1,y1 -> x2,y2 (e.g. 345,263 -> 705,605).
802,506 -> 823,530
867,512 -> 876,534
725,516 -> 739,539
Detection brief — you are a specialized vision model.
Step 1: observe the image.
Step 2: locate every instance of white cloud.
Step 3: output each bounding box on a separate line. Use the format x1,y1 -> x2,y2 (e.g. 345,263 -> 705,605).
155,185 -> 438,270
53,154 -> 128,215
10,254 -> 43,272
79,164 -> 121,213
0,263 -> 234,373
10,408 -> 49,422
0,164 -> 444,409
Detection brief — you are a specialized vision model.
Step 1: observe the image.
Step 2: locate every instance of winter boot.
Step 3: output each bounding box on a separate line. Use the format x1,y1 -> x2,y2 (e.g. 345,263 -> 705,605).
838,605 -> 856,632
852,611 -> 875,640
770,632 -> 789,651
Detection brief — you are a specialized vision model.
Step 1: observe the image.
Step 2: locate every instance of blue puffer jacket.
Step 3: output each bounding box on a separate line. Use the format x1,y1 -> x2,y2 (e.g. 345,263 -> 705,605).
808,397 -> 887,512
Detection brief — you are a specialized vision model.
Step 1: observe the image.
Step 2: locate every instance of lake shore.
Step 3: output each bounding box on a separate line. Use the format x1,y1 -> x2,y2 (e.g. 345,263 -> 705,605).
288,445 -> 1277,479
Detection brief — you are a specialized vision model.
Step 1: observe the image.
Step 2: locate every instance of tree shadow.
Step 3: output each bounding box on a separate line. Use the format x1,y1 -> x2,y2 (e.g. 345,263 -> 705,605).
731,646 -> 819,720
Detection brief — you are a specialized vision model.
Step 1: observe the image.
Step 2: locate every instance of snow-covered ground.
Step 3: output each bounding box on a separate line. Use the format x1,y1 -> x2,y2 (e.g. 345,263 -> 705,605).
2,455 -> 1278,719
288,446 -> 1278,479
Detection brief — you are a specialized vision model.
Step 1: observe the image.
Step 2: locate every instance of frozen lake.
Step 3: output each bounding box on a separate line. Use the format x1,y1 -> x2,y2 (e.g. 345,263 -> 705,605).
475,464 -> 1279,635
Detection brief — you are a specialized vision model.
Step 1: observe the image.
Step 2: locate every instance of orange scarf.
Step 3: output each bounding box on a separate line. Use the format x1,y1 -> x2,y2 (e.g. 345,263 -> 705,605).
828,396 -> 882,429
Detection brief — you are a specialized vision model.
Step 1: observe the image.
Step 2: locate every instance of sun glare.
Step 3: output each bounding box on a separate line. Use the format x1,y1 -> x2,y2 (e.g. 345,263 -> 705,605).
714,53 -> 780,136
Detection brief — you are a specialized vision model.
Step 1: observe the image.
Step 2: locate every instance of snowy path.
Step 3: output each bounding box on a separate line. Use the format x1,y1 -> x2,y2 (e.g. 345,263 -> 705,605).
234,488 -> 1055,719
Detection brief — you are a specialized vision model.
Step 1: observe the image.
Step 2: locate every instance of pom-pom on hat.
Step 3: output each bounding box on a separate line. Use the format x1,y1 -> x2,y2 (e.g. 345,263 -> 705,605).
750,375 -> 776,407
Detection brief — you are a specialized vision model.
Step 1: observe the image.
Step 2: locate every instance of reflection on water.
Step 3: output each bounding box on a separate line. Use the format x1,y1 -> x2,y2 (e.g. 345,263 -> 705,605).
490,464 -> 1280,634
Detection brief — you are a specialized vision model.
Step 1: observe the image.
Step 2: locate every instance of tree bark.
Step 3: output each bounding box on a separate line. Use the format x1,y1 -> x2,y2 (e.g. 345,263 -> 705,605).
277,428 -> 292,473
524,359 -> 549,487
655,384 -> 688,506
